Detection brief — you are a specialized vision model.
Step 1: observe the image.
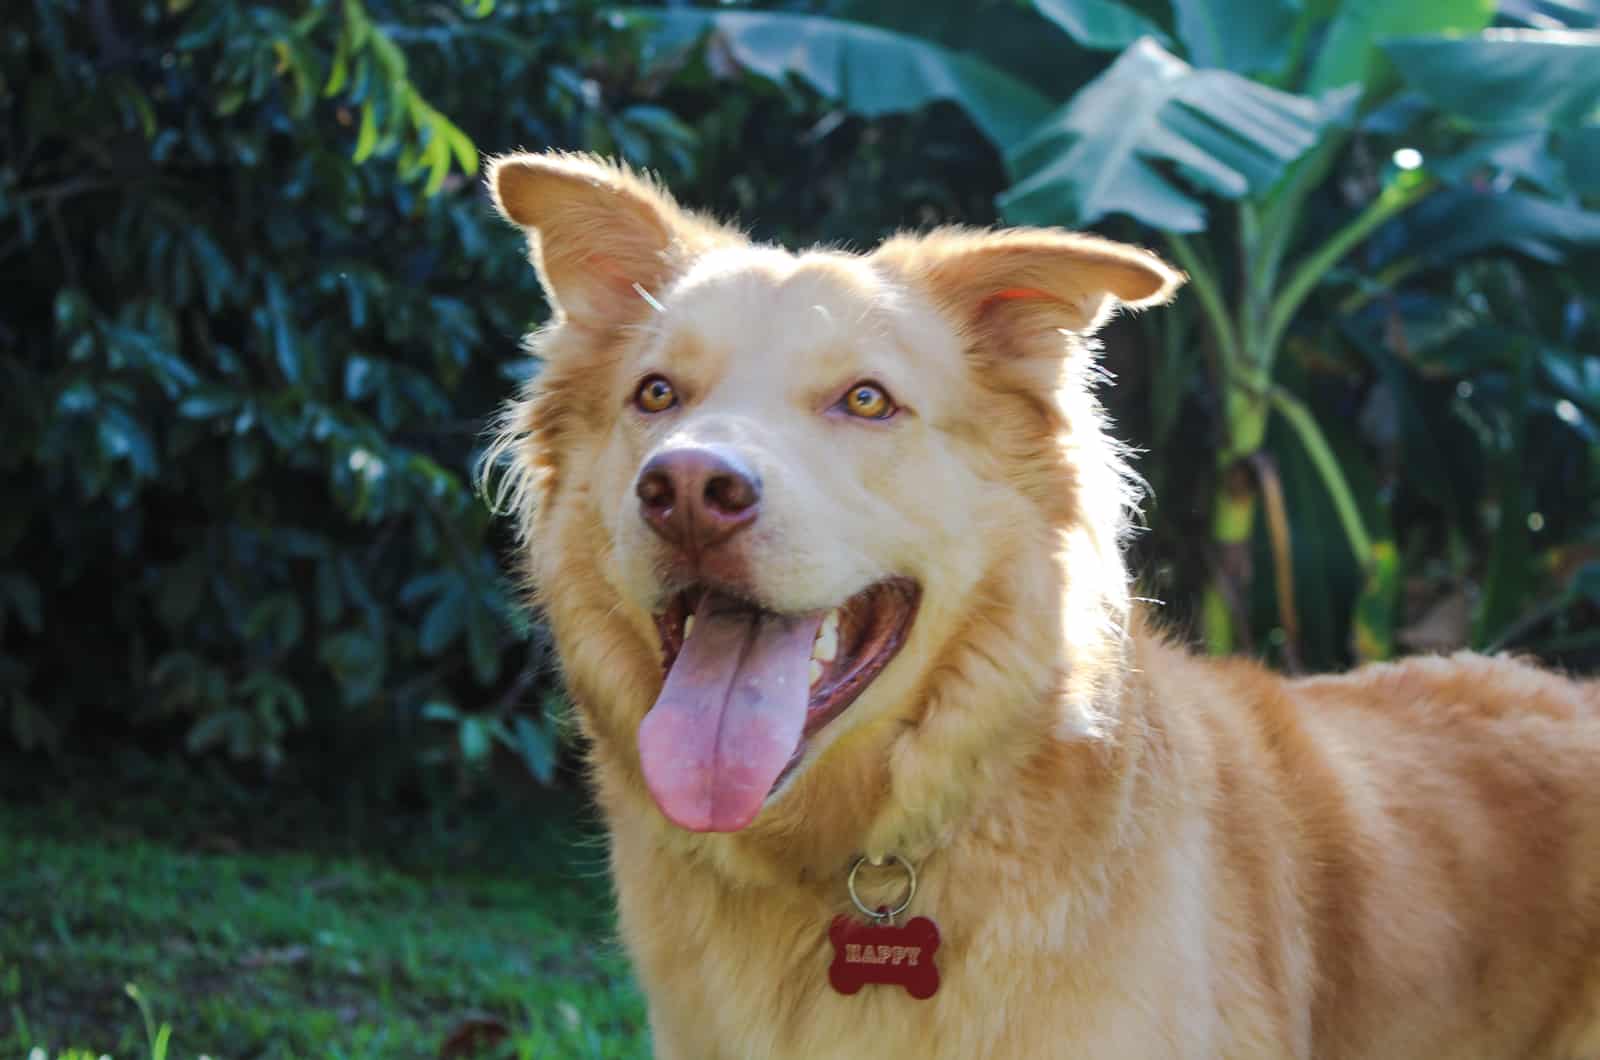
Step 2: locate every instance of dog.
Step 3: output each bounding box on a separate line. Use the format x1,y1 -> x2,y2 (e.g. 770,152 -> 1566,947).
483,151 -> 1600,1058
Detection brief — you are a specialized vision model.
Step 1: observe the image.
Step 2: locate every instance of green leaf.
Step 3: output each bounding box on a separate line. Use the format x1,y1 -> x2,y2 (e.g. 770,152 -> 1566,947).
1561,125 -> 1600,194
263,275 -> 301,386
459,716 -> 491,763
186,710 -> 244,754
1030,0 -> 1171,52
612,9 -> 1053,152
1171,0 -> 1299,76
98,405 -> 159,478
324,36 -> 350,97
1383,29 -> 1600,128
1393,187 -> 1600,265
177,389 -> 236,422
320,629 -> 385,705
422,133 -> 451,196
419,584 -> 466,656
512,715 -> 557,784
1308,0 -> 1495,95
244,594 -> 304,652
0,574 -> 42,634
444,122 -> 478,177
1474,344 -> 1537,645
465,599 -> 500,686
344,0 -> 372,51
1001,39 -> 1326,231
1351,539 -> 1400,661
353,100 -> 378,162
421,700 -> 458,721
315,557 -> 343,624
1565,562 -> 1600,607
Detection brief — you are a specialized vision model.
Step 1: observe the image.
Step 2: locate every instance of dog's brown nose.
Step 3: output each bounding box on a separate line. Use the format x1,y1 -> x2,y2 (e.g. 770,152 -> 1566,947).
636,445 -> 761,551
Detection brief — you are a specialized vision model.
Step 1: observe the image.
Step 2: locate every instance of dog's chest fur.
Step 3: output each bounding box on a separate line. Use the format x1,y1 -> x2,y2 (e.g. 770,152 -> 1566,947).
609,810 -> 1240,1060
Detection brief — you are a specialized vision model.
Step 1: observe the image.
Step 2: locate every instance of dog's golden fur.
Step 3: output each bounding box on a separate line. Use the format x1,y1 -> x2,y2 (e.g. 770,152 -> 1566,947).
485,151 -> 1600,1058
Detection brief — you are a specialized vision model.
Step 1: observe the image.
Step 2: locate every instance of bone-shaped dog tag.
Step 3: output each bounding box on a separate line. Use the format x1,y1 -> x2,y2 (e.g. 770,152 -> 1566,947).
827,912 -> 941,999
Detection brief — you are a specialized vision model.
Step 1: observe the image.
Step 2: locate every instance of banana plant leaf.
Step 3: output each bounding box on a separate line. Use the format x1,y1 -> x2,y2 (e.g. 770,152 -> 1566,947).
823,0 -> 1105,99
1031,0 -> 1172,51
1170,0 -> 1299,76
1384,186 -> 1600,265
1430,131 -> 1568,193
1497,0 -> 1600,29
609,8 -> 1052,152
1383,29 -> 1600,130
1563,125 -> 1600,194
999,38 -> 1325,231
1306,0 -> 1496,94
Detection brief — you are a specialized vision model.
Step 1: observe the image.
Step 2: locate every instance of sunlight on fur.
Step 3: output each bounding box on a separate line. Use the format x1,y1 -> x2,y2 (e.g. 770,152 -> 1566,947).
481,150 -> 1600,1059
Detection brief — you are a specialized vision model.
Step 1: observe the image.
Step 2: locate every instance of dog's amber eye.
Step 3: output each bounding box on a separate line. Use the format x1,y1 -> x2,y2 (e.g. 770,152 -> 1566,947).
841,382 -> 895,420
634,376 -> 678,414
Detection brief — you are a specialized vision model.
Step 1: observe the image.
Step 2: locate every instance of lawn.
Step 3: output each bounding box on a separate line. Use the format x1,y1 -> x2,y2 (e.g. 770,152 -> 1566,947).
1,772 -> 649,1059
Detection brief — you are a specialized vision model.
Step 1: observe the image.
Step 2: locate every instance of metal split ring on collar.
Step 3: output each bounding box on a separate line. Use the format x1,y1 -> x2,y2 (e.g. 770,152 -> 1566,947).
847,853 -> 917,922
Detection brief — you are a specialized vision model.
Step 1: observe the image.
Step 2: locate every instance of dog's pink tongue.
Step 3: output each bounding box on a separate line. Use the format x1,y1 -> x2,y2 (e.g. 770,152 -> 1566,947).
638,592 -> 821,833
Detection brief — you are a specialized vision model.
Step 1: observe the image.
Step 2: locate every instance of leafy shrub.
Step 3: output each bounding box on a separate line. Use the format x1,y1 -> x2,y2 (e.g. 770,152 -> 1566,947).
0,0 -> 1010,796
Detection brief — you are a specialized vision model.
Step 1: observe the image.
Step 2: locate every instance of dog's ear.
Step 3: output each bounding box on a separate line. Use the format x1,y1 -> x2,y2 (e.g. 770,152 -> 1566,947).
487,152 -> 723,328
875,228 -> 1183,357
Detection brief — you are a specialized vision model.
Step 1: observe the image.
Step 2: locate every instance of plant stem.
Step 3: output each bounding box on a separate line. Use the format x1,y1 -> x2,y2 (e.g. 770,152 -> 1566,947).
1262,172 -> 1438,370
1165,233 -> 1240,374
1252,129 -> 1349,306
1269,386 -> 1374,571
1335,256 -> 1425,316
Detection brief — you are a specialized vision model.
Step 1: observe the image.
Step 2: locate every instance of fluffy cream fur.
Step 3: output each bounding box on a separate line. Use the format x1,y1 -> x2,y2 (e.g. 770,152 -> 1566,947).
483,151 -> 1600,1059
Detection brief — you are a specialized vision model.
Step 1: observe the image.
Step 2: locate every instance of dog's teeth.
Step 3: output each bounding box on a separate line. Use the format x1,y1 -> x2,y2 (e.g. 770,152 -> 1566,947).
809,659 -> 824,687
812,610 -> 839,663
683,614 -> 695,640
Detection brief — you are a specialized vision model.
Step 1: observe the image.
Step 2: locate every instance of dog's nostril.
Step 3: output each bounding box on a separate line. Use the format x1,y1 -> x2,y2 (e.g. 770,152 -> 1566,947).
637,469 -> 674,510
704,471 -> 758,514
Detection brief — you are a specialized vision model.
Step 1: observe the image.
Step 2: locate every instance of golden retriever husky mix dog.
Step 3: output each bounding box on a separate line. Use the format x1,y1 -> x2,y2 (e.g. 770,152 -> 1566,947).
483,151 -> 1600,1059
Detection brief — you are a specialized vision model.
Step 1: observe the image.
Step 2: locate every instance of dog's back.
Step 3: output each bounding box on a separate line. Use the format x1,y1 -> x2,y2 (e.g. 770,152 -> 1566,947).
1168,645 -> 1600,1058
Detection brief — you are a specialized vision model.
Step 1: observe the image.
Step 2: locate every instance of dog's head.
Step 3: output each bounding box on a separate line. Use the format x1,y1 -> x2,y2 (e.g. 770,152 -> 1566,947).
486,152 -> 1181,868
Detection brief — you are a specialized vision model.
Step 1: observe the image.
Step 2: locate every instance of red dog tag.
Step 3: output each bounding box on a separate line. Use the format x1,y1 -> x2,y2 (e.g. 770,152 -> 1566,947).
827,913 -> 941,999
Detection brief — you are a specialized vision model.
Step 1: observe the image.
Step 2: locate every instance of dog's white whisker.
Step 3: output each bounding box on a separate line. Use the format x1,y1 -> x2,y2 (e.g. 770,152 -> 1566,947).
632,282 -> 665,312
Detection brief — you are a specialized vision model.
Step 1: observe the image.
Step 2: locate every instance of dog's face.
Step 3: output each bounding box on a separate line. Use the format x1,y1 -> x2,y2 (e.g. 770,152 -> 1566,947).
487,153 -> 1180,858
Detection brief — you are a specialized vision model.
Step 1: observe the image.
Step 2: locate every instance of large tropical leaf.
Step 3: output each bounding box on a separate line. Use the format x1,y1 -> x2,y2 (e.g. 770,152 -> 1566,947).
1383,29 -> 1600,129
1306,0 -> 1496,94
999,38 -> 1325,231
611,9 -> 1052,152
1497,0 -> 1600,30
1170,0 -> 1299,76
1563,125 -> 1600,194
823,0 -> 1105,99
1385,186 -> 1600,265
1030,0 -> 1172,51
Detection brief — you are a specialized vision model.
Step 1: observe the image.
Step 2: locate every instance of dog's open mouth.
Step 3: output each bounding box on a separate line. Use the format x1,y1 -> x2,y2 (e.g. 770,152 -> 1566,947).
638,578 -> 920,833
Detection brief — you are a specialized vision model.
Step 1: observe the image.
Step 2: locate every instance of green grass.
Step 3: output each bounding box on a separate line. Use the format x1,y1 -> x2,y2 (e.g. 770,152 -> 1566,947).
1,781 -> 649,1059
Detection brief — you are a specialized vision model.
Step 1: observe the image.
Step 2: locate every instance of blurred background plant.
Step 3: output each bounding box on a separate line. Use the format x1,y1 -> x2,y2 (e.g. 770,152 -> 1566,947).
4,0 -> 1598,822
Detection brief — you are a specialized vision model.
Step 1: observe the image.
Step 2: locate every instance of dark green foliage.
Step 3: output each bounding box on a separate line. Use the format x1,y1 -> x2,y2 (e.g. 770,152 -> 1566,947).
2,1 -> 564,786
5,0 -> 1597,797
0,1 -> 1007,792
